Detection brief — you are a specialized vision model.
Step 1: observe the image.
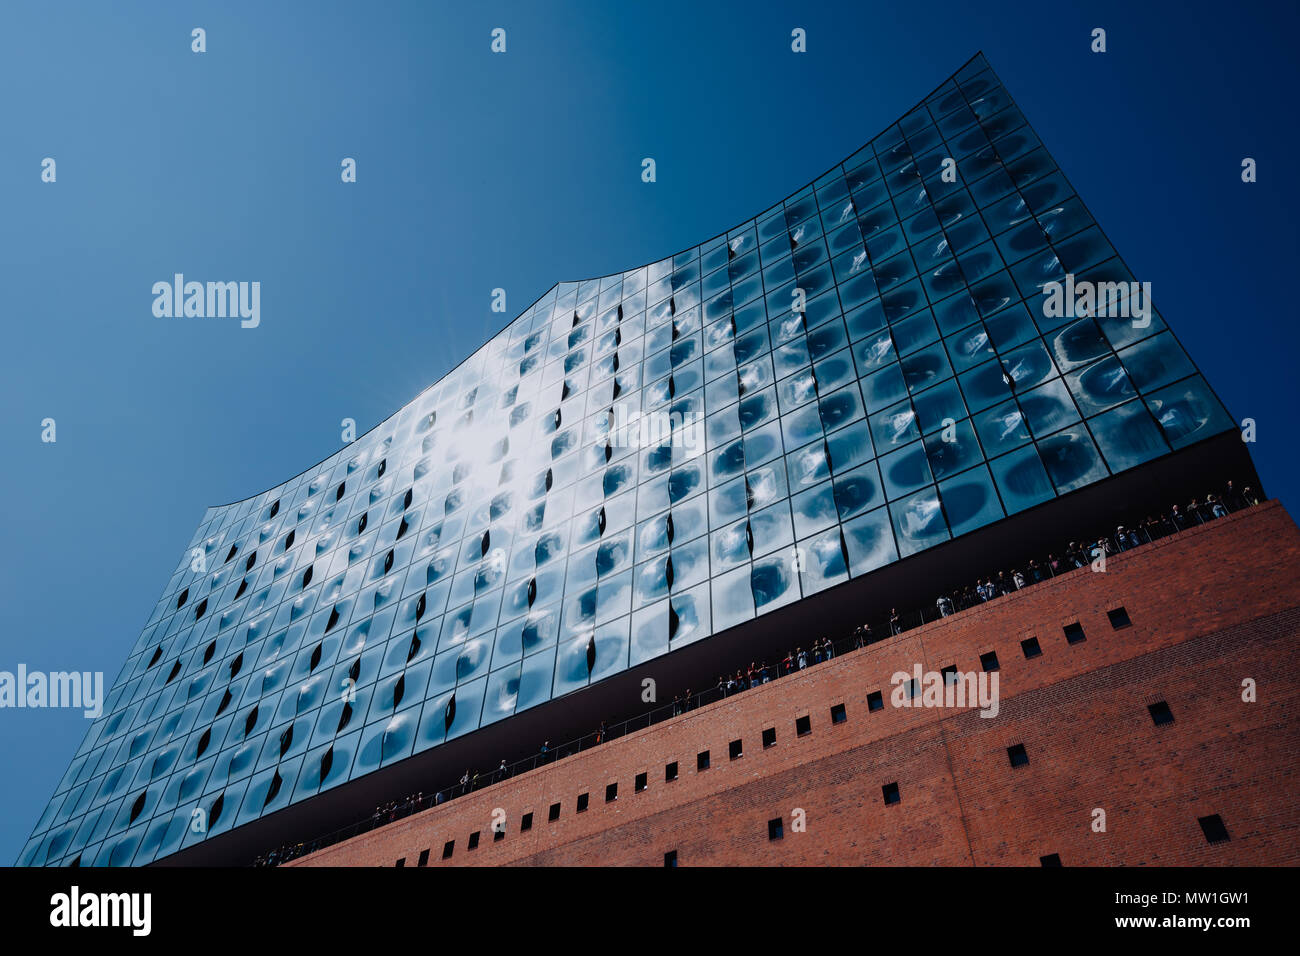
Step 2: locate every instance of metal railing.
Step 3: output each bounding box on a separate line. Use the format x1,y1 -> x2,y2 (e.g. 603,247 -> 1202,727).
254,492 -> 1259,866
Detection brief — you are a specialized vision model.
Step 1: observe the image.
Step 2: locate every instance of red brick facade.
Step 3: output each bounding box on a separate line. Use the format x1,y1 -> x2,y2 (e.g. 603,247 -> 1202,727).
290,500 -> 1300,867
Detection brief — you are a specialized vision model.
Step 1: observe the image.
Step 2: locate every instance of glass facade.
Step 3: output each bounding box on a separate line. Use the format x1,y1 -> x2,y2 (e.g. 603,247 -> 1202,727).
22,53 -> 1234,867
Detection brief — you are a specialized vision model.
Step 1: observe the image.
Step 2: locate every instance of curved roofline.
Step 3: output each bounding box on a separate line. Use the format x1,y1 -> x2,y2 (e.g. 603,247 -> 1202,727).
205,51 -> 989,511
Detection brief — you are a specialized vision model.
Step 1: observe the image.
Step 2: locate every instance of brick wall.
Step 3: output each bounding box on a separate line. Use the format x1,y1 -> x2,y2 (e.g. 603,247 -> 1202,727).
290,500 -> 1300,867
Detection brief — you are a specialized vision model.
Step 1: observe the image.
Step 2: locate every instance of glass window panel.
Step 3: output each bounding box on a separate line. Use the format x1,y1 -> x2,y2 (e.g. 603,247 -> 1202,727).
1018,378 -> 1081,438
925,419 -> 983,480
945,321 -> 996,373
777,368 -> 819,415
861,362 -> 908,413
751,555 -> 800,614
812,348 -> 855,392
1048,317 -> 1109,372
1002,339 -> 1057,391
984,304 -> 1037,353
832,460 -> 886,521
901,341 -> 954,393
1096,301 -> 1166,351
791,482 -> 838,539
959,358 -> 1013,412
1009,246 -> 1065,302
879,440 -> 934,500
1089,400 -> 1169,473
842,505 -> 899,575
1053,226 -> 1115,275
708,476 -> 750,525
745,463 -> 788,512
785,441 -> 830,490
1037,424 -> 1110,494
853,328 -> 897,375
796,528 -> 849,596
912,379 -> 968,435
845,299 -> 887,342
889,487 -> 949,557
825,418 -> 875,473
933,289 -> 981,335
994,217 -> 1049,264
749,502 -> 795,559
629,600 -> 670,667
956,240 -> 1003,285
780,400 -> 825,449
870,400 -> 921,451
1143,375 -> 1233,450
710,519 -> 751,573
939,465 -> 1004,536
989,445 -> 1055,514
711,565 -> 756,632
817,382 -> 864,433
1065,356 -> 1137,416
1118,332 -> 1194,393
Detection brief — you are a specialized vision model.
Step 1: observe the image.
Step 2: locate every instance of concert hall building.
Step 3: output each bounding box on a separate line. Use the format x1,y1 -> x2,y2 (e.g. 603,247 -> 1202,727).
21,53 -> 1298,868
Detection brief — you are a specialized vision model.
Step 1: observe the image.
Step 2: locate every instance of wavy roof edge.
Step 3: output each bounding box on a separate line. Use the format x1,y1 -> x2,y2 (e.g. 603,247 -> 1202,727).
205,50 -> 991,512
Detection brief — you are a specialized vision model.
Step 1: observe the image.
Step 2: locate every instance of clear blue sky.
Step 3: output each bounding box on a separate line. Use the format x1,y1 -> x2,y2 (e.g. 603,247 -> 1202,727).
2,0 -> 1296,865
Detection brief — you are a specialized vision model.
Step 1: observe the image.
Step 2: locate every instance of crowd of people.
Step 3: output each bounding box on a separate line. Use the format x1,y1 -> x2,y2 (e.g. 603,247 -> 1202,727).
710,637 -> 846,697
253,479 -> 1259,865
255,841 -> 309,867
923,482 -> 1259,629
254,792 -> 430,866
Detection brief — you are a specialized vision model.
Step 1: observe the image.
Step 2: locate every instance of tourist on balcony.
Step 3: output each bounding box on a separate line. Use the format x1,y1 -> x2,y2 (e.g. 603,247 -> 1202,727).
1224,480 -> 1244,510
1169,504 -> 1187,531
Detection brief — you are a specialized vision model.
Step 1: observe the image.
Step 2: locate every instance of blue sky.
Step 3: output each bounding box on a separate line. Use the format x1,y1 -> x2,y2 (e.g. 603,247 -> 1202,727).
2,0 -> 1296,865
